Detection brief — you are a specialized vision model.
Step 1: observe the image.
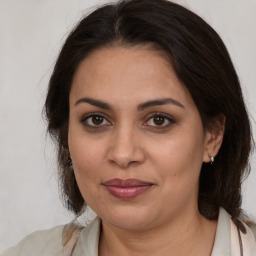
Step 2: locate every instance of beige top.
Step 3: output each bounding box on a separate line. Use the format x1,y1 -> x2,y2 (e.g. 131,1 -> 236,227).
1,208 -> 256,256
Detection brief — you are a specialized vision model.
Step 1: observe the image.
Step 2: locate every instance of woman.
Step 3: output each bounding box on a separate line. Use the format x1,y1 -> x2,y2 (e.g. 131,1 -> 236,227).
2,0 -> 256,255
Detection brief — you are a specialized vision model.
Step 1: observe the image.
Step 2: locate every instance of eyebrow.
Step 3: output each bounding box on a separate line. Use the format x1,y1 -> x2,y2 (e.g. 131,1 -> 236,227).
74,97 -> 184,110
75,98 -> 111,109
137,98 -> 184,111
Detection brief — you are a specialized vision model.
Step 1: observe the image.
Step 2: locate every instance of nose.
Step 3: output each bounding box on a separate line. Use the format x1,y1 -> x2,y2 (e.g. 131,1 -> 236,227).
107,126 -> 146,169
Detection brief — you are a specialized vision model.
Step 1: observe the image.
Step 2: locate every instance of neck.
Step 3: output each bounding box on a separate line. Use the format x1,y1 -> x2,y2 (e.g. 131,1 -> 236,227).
98,208 -> 217,256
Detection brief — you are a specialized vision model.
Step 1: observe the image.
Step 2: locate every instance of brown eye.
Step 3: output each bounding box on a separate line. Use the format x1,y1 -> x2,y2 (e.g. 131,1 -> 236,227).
146,114 -> 174,128
153,116 -> 165,126
83,114 -> 111,127
91,116 -> 104,125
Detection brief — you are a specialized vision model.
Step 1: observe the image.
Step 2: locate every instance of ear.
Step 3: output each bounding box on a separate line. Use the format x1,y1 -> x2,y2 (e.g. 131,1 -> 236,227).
203,114 -> 226,163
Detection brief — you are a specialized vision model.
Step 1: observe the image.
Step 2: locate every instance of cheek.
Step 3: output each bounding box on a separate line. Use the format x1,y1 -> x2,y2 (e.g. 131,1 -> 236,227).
150,128 -> 205,186
68,124 -> 106,186
148,134 -> 204,214
69,138 -> 107,207
71,139 -> 105,178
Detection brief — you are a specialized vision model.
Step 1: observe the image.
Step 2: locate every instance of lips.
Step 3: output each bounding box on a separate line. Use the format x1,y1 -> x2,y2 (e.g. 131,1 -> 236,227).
103,179 -> 153,200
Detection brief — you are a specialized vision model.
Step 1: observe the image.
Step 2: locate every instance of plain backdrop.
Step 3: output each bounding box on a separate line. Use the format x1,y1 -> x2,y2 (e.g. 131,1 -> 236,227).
0,0 -> 256,251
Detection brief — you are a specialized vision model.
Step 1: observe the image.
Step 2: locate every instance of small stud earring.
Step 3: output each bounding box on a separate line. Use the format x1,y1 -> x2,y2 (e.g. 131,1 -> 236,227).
68,154 -> 73,168
208,153 -> 214,164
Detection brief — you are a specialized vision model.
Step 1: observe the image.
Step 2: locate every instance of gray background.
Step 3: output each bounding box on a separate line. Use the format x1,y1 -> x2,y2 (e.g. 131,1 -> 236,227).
0,0 -> 255,251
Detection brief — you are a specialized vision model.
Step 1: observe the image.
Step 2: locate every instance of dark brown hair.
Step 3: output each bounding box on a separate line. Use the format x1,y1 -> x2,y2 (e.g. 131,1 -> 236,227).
44,0 -> 252,219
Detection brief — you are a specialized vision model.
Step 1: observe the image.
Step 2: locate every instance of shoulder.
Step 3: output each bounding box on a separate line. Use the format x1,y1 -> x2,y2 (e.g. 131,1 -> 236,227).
247,222 -> 256,241
1,225 -> 65,256
214,208 -> 256,255
239,221 -> 256,255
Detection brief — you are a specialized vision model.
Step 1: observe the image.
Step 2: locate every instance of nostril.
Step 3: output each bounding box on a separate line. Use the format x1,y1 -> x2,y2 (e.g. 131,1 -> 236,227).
109,159 -> 137,169
108,154 -> 143,169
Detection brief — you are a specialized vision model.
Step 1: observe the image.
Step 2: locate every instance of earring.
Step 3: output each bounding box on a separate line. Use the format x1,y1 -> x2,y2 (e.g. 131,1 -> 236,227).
208,153 -> 214,164
68,154 -> 73,168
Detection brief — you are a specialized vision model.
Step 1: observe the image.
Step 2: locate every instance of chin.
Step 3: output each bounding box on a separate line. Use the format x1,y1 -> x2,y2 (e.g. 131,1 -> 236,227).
97,204 -> 158,231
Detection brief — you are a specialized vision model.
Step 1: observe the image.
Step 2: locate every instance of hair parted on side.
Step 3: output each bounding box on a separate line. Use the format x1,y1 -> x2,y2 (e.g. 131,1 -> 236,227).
44,0 -> 253,219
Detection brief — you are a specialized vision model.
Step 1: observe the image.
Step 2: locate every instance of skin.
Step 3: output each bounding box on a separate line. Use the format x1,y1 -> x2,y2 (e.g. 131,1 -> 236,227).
68,45 -> 225,256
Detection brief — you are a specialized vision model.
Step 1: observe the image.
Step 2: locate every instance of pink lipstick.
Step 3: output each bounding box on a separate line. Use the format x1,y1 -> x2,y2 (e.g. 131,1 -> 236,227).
103,179 -> 153,200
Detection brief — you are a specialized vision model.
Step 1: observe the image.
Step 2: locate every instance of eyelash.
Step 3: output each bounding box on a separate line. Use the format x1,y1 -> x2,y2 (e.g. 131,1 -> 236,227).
81,112 -> 111,128
81,112 -> 175,130
144,113 -> 175,129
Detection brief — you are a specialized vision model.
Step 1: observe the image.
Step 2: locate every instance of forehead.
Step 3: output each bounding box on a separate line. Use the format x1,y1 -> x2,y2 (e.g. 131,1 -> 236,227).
70,45 -> 194,108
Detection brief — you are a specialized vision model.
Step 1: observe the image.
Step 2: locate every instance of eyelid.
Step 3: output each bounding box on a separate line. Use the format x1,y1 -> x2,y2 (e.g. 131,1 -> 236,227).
80,111 -> 175,130
143,112 -> 175,128
81,112 -> 112,127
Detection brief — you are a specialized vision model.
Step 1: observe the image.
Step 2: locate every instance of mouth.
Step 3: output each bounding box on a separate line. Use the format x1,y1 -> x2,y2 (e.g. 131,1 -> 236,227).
103,178 -> 153,200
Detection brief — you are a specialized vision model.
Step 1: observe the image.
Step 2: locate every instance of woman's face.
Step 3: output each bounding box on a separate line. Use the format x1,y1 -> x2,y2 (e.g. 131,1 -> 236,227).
68,45 -> 213,230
